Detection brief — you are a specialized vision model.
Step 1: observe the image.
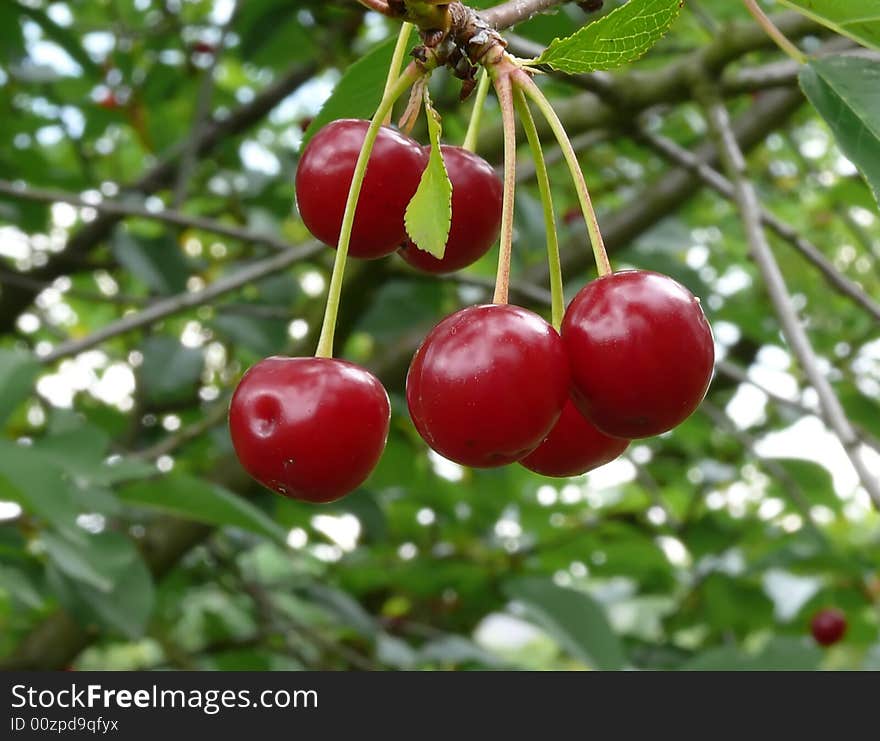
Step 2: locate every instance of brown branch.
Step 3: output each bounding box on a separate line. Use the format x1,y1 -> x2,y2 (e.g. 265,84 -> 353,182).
636,130 -> 880,324
702,90 -> 880,512
38,242 -> 322,365
0,180 -> 297,252
481,0 -> 570,29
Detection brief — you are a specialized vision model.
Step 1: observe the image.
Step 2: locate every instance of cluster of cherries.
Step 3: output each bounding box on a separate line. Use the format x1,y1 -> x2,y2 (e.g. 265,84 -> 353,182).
229,118 -> 714,505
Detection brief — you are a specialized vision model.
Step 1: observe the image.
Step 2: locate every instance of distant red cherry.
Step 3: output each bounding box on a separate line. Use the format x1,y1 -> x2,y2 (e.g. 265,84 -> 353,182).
98,92 -> 120,110
810,608 -> 847,646
191,40 -> 216,55
562,270 -> 714,438
406,304 -> 570,468
295,119 -> 427,259
399,145 -> 502,274
520,399 -> 630,477
229,356 -> 390,503
563,207 -> 581,226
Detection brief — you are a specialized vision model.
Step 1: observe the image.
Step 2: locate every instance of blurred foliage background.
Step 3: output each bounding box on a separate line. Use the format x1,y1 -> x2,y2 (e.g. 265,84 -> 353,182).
0,0 -> 879,671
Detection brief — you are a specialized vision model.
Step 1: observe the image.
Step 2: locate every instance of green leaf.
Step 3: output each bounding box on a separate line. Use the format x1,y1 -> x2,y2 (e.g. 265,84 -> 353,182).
534,0 -> 684,74
680,637 -> 822,671
0,441 -> 81,537
117,474 -> 287,544
302,35 -> 409,148
800,56 -> 880,204
0,348 -> 38,425
137,336 -> 204,405
112,231 -> 190,295
404,91 -> 451,259
41,532 -> 115,592
504,577 -> 627,669
46,531 -> 155,639
779,1 -> 880,51
0,564 -> 45,610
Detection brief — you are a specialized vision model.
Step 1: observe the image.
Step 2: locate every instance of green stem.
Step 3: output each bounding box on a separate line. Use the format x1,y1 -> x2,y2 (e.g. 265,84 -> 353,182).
382,22 -> 414,125
462,69 -> 491,153
512,87 -> 563,330
489,69 -> 518,305
742,0 -> 807,65
515,70 -> 611,278
315,65 -> 421,358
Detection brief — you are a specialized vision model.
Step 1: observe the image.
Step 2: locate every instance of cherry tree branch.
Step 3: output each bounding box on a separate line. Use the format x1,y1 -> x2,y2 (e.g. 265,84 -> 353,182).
702,91 -> 880,511
481,0 -> 570,29
636,130 -> 880,324
38,242 -> 322,364
0,180 -> 297,252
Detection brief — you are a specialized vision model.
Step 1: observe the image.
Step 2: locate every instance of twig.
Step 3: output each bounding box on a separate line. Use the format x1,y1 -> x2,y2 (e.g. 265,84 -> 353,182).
0,269 -> 150,307
742,0 -> 807,64
39,242 -> 323,364
636,130 -> 880,323
171,1 -> 238,207
701,401 -> 825,539
0,180 -> 296,252
132,400 -> 230,461
702,91 -> 880,511
481,0 -> 569,29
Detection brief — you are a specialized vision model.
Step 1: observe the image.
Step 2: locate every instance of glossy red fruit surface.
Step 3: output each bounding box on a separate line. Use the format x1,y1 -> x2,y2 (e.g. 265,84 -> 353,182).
810,608 -> 847,647
406,304 -> 570,468
295,119 -> 427,259
520,399 -> 630,477
562,270 -> 714,439
229,356 -> 390,503
399,145 -> 502,274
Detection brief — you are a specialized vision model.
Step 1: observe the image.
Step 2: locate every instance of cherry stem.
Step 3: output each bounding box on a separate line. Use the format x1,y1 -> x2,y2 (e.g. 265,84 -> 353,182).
490,68 -> 517,305
357,0 -> 392,16
742,0 -> 807,65
512,87 -> 563,330
382,22 -> 414,125
314,64 -> 422,359
515,70 -> 611,278
462,69 -> 491,153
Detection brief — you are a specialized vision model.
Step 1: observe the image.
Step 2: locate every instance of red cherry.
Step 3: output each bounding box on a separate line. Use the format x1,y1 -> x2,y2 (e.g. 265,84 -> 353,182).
399,145 -> 502,274
191,40 -> 216,55
406,304 -> 570,468
295,119 -> 427,259
563,207 -> 581,226
520,399 -> 630,477
562,270 -> 714,438
98,92 -> 120,110
810,608 -> 847,647
229,356 -> 390,503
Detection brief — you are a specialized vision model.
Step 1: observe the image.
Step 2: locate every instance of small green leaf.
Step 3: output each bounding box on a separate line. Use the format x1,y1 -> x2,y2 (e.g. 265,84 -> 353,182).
112,231 -> 190,296
534,0 -> 684,74
504,577 -> 627,669
41,532 -> 115,592
46,531 -> 155,639
779,1 -> 880,51
800,57 -> 880,205
680,637 -> 822,671
0,348 -> 38,426
404,91 -> 451,259
118,474 -> 287,544
137,336 -> 204,405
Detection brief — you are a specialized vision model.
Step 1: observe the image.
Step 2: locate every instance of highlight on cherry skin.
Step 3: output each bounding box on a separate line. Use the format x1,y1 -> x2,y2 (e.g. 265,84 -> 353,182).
562,269 -> 715,439
229,356 -> 391,504
399,145 -> 503,274
295,119 -> 427,259
406,304 -> 571,468
520,398 -> 630,478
